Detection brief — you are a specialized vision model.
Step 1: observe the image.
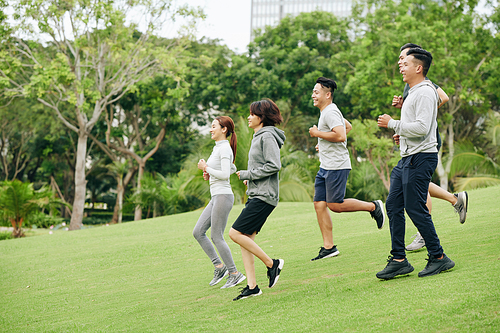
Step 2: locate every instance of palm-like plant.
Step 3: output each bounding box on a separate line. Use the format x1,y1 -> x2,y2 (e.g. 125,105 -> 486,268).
279,146 -> 317,202
0,180 -> 66,237
450,112 -> 500,191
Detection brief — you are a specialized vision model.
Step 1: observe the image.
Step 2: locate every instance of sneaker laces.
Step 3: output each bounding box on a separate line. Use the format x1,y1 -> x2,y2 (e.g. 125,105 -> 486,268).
237,285 -> 249,293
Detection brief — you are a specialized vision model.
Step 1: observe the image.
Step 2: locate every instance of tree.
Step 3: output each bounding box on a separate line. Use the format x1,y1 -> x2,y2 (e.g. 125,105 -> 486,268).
0,0 -> 203,229
342,0 -> 500,190
348,119 -> 398,191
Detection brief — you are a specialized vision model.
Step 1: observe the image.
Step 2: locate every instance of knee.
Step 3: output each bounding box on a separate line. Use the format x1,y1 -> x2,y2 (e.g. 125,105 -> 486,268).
327,203 -> 343,213
228,228 -> 239,242
192,228 -> 202,240
210,231 -> 224,244
314,201 -> 327,212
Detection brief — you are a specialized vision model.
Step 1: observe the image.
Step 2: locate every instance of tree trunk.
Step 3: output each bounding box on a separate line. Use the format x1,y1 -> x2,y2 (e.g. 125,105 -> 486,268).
436,121 -> 455,190
11,218 -> 24,238
134,162 -> 145,221
69,132 -> 88,230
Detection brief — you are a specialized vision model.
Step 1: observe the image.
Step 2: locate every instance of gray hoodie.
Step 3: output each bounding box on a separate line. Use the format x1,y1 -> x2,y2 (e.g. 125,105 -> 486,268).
238,126 -> 286,207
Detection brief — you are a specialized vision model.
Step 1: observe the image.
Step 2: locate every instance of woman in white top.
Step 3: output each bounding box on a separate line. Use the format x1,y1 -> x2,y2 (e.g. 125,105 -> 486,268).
194,116 -> 246,289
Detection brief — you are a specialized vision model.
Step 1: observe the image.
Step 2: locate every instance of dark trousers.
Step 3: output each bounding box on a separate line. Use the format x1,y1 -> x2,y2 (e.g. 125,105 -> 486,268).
386,152 -> 443,259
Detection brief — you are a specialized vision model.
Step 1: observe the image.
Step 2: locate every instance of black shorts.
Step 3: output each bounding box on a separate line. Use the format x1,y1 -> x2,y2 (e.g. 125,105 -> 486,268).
232,198 -> 275,235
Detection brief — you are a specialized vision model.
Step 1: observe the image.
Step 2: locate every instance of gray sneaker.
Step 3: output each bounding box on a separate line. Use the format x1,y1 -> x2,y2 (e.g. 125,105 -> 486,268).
209,265 -> 228,286
406,232 -> 426,251
220,272 -> 246,289
418,253 -> 455,277
453,191 -> 468,224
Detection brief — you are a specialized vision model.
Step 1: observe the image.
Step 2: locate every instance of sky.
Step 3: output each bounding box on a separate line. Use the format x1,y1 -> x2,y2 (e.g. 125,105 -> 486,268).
175,0 -> 252,53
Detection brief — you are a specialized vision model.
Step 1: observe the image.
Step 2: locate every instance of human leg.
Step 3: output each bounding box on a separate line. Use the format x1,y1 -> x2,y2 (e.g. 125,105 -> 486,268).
210,194 -> 238,274
428,182 -> 456,205
386,159 -> 407,259
229,228 -> 273,269
327,199 -> 374,213
193,199 -> 222,267
405,191 -> 432,251
321,169 -> 385,228
403,153 -> 443,258
314,201 -> 335,249
377,159 -> 414,279
239,235 -> 257,289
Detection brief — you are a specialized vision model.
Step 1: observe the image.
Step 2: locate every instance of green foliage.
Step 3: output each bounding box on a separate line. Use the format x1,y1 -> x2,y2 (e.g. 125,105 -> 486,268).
28,211 -> 64,229
450,112 -> 500,191
0,231 -> 12,241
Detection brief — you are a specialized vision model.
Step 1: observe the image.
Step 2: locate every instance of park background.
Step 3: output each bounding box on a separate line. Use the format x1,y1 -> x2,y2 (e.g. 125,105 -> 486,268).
1,0 -> 499,235
1,0 -> 500,331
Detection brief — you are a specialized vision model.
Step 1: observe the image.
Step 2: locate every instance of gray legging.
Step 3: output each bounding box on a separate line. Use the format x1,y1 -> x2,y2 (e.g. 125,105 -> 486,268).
193,194 -> 237,274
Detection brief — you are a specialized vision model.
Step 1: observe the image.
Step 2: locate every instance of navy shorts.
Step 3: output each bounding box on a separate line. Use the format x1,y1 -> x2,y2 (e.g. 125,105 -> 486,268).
313,168 -> 350,203
232,198 -> 275,235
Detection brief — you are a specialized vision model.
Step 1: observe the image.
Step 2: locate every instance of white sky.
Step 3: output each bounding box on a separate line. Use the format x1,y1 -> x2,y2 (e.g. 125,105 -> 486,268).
177,0 -> 252,53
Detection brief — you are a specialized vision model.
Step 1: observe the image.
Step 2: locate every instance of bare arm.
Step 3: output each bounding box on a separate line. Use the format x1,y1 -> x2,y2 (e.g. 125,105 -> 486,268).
437,87 -> 449,108
309,124 -> 346,143
345,119 -> 352,135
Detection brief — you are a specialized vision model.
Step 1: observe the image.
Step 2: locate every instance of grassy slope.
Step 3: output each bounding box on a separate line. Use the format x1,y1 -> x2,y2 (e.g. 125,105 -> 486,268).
1,186 -> 499,332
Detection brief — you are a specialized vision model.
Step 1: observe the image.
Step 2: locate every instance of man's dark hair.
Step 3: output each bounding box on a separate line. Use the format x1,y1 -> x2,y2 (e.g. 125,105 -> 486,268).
400,43 -> 421,51
316,77 -> 337,97
249,99 -> 283,127
406,48 -> 433,77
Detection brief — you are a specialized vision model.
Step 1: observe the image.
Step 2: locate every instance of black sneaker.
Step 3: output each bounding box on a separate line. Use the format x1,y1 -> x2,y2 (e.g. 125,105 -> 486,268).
233,285 -> 262,301
267,259 -> 284,288
376,256 -> 414,280
418,253 -> 455,277
311,246 -> 340,261
370,200 -> 386,229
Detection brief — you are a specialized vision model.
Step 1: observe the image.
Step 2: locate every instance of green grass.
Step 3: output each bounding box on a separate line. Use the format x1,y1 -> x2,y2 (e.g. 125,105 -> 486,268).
1,186 -> 499,332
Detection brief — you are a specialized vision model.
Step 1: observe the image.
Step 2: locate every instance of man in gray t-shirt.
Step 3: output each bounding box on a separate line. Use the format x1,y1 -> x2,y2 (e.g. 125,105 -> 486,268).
308,77 -> 386,261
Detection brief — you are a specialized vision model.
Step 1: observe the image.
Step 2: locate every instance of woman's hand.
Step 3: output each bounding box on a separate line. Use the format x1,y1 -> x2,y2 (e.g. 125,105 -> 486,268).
198,159 -> 207,171
203,171 -> 210,181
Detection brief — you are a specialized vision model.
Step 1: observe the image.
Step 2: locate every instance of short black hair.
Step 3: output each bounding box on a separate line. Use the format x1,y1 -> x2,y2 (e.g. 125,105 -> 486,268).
406,48 -> 433,77
249,99 -> 283,127
400,43 -> 421,51
316,77 -> 337,97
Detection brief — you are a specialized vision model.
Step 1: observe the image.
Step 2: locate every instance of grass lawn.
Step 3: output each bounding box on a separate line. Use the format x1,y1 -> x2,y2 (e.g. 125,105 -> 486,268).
1,186 -> 499,332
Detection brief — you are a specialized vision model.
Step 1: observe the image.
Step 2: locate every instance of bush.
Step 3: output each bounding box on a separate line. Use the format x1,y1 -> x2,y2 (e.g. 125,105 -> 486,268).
28,211 -> 65,229
0,232 -> 12,241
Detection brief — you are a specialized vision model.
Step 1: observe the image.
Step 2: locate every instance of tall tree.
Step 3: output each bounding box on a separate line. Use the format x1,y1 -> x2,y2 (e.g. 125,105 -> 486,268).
0,0 -> 203,229
342,0 -> 500,190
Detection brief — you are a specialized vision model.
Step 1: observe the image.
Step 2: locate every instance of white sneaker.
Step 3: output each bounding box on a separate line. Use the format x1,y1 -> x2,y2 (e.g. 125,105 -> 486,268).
406,232 -> 425,251
453,191 -> 468,224
220,272 -> 246,289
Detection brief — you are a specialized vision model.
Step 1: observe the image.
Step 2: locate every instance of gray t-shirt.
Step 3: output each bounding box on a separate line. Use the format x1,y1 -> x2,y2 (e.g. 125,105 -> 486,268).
317,103 -> 351,170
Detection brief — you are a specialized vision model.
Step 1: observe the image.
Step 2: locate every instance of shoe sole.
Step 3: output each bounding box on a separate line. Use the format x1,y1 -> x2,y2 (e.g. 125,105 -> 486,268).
376,266 -> 415,280
311,250 -> 340,261
406,244 -> 425,251
269,259 -> 284,288
209,270 -> 229,286
375,200 -> 386,229
418,261 -> 455,277
220,275 -> 247,289
233,290 -> 262,301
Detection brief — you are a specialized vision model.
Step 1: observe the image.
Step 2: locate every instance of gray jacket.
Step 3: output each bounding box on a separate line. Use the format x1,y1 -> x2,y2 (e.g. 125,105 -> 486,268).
238,126 -> 286,206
